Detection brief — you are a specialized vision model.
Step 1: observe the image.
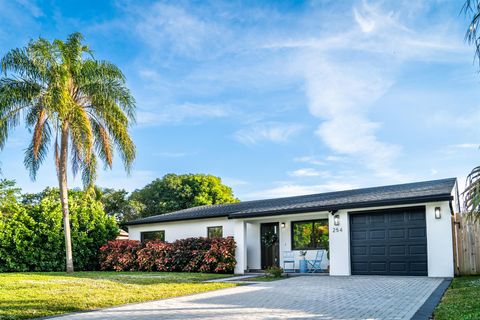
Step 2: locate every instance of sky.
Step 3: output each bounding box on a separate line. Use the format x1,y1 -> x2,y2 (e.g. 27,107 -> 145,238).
0,0 -> 479,200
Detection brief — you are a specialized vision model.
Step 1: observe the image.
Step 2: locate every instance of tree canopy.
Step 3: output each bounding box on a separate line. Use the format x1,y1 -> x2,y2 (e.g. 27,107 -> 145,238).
99,188 -> 144,225
129,173 -> 239,219
0,180 -> 118,271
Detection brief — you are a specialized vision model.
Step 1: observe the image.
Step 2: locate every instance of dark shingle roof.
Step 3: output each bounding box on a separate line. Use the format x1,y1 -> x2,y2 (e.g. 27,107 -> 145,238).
125,178 -> 457,225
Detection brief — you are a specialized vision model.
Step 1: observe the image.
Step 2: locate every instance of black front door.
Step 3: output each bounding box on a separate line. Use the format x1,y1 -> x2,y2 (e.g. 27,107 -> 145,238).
261,222 -> 280,269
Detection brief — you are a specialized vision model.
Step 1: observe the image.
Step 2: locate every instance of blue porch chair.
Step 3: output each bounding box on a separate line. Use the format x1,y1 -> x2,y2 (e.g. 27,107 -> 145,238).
306,250 -> 324,273
282,251 -> 295,273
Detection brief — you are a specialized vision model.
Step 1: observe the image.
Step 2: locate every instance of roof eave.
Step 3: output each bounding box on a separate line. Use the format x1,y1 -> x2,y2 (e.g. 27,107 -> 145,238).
125,194 -> 453,225
228,194 -> 454,219
123,213 -> 230,226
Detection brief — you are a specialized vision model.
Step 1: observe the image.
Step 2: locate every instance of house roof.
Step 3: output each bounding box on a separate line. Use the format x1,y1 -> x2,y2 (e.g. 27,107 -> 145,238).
124,177 -> 457,225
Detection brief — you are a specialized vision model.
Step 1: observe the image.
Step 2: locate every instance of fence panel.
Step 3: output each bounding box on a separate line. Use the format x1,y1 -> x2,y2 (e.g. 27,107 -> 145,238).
453,213 -> 480,276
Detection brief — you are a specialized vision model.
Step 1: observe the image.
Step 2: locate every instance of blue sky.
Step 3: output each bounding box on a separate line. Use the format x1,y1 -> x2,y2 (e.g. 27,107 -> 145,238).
0,0 -> 479,200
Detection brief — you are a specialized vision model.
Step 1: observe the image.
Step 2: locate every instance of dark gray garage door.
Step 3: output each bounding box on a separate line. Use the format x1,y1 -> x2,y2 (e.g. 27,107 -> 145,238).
350,206 -> 427,276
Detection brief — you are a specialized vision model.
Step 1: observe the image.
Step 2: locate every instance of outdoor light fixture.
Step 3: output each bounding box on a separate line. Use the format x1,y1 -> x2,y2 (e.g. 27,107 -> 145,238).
334,214 -> 340,226
281,222 -> 286,228
435,207 -> 441,219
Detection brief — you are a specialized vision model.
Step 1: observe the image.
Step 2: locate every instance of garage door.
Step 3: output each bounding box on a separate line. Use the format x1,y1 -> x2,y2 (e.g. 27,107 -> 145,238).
350,206 -> 427,276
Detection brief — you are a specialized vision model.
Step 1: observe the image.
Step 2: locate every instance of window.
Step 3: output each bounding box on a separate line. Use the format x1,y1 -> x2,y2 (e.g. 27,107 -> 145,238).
207,226 -> 223,238
291,219 -> 328,250
140,230 -> 165,242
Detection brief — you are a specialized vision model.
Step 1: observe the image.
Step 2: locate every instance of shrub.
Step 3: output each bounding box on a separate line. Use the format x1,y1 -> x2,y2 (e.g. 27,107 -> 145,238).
137,241 -> 174,271
99,240 -> 142,271
203,237 -> 236,273
265,266 -> 283,278
0,183 -> 118,272
99,237 -> 236,273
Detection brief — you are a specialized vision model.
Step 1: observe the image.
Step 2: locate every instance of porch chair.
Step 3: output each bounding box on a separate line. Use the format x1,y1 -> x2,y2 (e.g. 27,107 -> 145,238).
306,250 -> 324,273
282,251 -> 295,273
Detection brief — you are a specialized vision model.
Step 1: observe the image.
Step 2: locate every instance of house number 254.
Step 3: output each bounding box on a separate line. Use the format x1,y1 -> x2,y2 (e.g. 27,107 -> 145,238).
332,227 -> 343,233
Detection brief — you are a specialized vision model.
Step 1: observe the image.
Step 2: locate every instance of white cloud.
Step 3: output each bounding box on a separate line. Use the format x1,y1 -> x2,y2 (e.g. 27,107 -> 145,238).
136,103 -> 231,126
234,122 -> 304,145
325,155 -> 348,162
243,182 -> 357,200
270,1 -> 466,181
134,2 -> 225,58
298,51 -> 402,178
222,177 -> 249,187
429,108 -> 480,129
15,0 -> 43,17
450,143 -> 479,149
294,156 -> 325,166
353,7 -> 376,33
288,168 -> 329,178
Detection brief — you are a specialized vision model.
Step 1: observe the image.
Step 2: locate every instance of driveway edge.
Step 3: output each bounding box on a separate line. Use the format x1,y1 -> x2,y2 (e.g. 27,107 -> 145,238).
410,278 -> 452,320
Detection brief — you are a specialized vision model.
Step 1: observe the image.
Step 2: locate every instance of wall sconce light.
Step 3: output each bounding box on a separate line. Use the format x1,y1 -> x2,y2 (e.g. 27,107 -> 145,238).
334,214 -> 340,226
435,207 -> 441,219
281,222 -> 286,228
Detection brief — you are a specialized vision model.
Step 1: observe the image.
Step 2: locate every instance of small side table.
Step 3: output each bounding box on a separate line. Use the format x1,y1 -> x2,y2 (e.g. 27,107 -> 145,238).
299,259 -> 308,273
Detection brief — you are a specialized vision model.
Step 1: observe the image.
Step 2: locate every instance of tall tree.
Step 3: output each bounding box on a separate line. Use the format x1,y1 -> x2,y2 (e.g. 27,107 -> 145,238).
464,1 -> 480,219
0,33 -> 135,272
99,188 -> 144,225
130,173 -> 239,219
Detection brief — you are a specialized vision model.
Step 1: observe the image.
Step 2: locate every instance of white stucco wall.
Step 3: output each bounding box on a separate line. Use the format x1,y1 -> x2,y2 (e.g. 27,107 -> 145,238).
127,217 -> 234,242
233,220 -> 246,274
244,212 -> 330,271
328,202 -> 454,277
328,209 -> 350,276
425,202 -> 454,277
128,200 -> 454,277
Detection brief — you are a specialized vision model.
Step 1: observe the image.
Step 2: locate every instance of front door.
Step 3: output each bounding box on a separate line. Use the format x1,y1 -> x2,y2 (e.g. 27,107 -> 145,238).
260,222 -> 280,269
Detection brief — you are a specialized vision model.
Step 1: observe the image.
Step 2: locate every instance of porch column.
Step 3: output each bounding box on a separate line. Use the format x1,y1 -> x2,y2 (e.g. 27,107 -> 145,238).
234,220 -> 247,274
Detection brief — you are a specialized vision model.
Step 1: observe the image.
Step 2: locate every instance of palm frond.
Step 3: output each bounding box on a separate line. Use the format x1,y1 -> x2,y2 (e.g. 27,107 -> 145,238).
24,120 -> 51,180
464,0 -> 480,67
68,103 -> 94,163
463,165 -> 480,222
91,121 -> 113,169
78,60 -> 135,122
81,153 -> 97,188
32,108 -> 46,160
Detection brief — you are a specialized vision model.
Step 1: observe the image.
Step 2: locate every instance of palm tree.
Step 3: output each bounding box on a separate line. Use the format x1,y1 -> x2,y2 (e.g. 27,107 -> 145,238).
0,33 -> 136,272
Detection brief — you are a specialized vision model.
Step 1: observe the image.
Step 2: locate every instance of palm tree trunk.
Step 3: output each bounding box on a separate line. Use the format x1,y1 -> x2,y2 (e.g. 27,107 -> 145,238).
58,122 -> 74,273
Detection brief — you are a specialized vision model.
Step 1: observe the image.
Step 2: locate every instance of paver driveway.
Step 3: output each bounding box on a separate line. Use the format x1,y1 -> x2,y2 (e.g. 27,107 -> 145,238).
52,276 -> 444,320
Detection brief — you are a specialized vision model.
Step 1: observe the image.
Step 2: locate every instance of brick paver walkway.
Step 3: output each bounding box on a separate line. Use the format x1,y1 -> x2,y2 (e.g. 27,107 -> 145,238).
51,276 -> 444,320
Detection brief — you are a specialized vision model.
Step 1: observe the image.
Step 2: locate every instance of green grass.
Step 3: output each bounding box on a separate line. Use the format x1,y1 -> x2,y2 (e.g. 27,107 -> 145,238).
0,272 -> 235,320
243,275 -> 286,282
434,276 -> 480,320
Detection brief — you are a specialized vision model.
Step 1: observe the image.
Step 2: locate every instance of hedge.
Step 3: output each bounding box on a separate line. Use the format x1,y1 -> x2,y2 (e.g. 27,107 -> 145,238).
0,183 -> 118,272
99,237 -> 236,273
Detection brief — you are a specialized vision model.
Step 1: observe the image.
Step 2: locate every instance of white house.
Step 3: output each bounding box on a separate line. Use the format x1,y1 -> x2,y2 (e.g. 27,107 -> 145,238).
125,178 -> 460,277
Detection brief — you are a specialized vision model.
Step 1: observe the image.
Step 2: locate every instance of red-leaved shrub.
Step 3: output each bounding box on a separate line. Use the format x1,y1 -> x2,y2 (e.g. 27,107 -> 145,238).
204,237 -> 237,273
99,240 -> 142,271
137,241 -> 175,271
99,237 -> 236,273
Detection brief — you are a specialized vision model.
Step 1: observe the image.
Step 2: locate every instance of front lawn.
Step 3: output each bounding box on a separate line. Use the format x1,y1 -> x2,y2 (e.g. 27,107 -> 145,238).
434,276 -> 480,320
0,272 -> 234,319
243,275 -> 286,282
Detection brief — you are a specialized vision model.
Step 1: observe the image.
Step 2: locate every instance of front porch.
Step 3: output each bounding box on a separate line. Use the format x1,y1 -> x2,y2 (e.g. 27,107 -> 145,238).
233,211 -> 330,274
